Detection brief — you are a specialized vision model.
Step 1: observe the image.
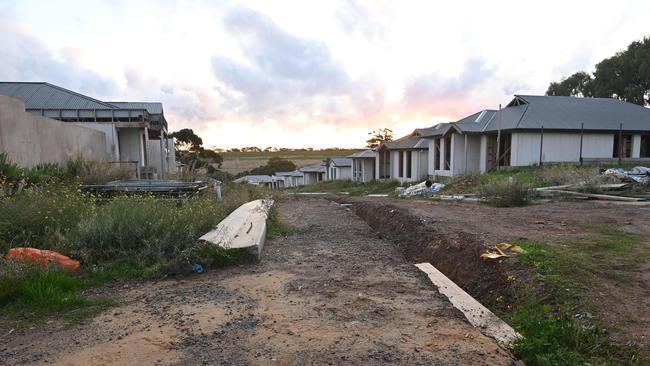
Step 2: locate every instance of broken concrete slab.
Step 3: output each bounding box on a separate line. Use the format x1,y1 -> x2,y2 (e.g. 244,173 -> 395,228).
199,199 -> 273,258
415,262 -> 520,345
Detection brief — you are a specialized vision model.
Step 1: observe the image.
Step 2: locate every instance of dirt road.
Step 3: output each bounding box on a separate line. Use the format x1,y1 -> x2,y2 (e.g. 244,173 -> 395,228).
2,197 -> 516,365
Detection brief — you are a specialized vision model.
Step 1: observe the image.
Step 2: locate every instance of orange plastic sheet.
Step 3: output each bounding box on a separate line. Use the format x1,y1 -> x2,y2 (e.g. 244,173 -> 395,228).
5,247 -> 80,272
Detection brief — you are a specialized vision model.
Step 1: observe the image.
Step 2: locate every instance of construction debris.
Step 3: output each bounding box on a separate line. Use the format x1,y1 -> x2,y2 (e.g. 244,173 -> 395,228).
199,199 -> 274,259
397,180 -> 445,198
603,166 -> 650,184
480,243 -> 524,262
82,179 -> 209,198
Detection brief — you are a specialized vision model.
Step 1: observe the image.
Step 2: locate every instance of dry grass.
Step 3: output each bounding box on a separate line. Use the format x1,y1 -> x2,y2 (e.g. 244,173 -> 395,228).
220,150 -> 358,174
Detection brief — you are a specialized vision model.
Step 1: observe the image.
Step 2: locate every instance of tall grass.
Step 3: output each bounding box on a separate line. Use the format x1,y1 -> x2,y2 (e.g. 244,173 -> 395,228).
480,179 -> 533,207
69,190 -> 253,274
0,262 -> 110,317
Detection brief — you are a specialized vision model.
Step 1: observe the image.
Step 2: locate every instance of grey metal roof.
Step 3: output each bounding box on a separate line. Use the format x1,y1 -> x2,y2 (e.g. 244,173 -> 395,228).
275,170 -> 304,177
482,95 -> 650,132
328,157 -> 352,167
234,175 -> 275,184
109,102 -> 164,115
419,95 -> 650,137
348,149 -> 378,159
382,135 -> 428,150
418,122 -> 454,137
0,82 -> 116,109
299,163 -> 326,173
414,124 -> 447,136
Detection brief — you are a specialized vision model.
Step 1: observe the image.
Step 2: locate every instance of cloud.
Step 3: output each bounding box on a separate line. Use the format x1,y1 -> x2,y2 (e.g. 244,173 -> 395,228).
401,58 -> 497,117
0,19 -> 117,97
211,6 -> 383,126
335,0 -> 390,42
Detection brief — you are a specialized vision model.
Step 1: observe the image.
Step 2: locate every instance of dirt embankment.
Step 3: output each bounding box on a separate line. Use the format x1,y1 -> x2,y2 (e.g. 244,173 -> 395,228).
344,197 -> 650,353
348,200 -> 532,306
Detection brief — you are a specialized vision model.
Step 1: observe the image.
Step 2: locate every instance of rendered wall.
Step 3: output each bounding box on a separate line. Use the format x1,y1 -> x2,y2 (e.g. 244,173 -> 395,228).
0,95 -> 108,168
147,138 -> 177,175
417,150 -> 428,180
337,166 -> 352,180
511,132 -> 615,166
118,128 -> 144,166
361,159 -> 374,182
427,139 -> 435,177
451,134 -> 481,175
75,122 -> 118,159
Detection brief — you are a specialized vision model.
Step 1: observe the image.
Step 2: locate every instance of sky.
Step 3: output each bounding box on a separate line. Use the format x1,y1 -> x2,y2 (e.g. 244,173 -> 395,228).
1,0 -> 649,149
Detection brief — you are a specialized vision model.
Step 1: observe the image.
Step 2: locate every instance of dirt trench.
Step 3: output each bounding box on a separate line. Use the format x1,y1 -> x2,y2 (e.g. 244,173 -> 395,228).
346,199 -> 532,307
341,196 -> 650,355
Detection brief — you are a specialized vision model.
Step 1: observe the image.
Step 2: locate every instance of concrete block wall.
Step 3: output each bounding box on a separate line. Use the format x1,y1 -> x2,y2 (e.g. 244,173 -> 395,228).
0,95 -> 108,168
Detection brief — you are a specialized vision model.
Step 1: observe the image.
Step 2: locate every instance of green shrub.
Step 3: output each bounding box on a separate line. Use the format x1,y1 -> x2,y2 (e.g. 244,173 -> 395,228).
480,179 -> 533,207
24,163 -> 66,184
69,183 -> 261,274
0,183 -> 94,251
0,152 -> 23,181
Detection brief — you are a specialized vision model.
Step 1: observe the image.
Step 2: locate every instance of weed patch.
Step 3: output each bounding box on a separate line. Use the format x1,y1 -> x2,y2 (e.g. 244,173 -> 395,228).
480,179 -> 533,207
0,262 -> 112,319
502,226 -> 647,365
294,179 -> 400,196
509,302 -> 639,366
266,206 -> 294,239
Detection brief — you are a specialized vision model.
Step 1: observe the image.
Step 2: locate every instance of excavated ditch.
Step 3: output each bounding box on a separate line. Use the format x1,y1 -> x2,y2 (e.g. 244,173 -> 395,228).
345,199 -> 535,309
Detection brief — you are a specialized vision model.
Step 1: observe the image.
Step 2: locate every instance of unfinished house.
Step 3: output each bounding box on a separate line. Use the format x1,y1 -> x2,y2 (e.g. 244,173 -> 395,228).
275,171 -> 304,187
349,149 -> 378,183
0,82 -> 176,178
299,163 -> 326,185
422,95 -> 650,178
325,158 -> 352,181
377,132 -> 429,183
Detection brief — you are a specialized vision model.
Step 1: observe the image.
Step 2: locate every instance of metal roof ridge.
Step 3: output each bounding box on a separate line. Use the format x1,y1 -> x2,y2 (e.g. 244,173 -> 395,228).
41,82 -> 119,108
514,103 -> 530,129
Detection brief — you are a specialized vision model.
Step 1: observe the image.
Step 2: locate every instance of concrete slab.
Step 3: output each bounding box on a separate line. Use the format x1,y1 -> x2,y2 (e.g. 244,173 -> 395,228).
199,199 -> 273,258
415,262 -> 520,345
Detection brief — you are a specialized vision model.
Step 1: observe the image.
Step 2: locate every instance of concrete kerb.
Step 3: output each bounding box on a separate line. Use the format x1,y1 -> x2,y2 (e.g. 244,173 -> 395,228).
415,262 -> 520,345
199,199 -> 274,259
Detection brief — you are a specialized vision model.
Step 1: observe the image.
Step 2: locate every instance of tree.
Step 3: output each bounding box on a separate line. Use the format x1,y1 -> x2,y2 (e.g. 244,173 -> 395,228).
546,71 -> 593,97
547,37 -> 650,106
366,128 -> 393,148
168,128 -> 203,151
168,129 -> 223,171
249,157 -> 297,176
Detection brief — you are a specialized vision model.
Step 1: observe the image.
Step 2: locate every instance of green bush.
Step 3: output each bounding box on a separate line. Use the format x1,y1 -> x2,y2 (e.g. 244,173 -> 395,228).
0,183 -> 94,251
0,152 -> 23,181
69,183 -> 260,274
480,179 -> 533,207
